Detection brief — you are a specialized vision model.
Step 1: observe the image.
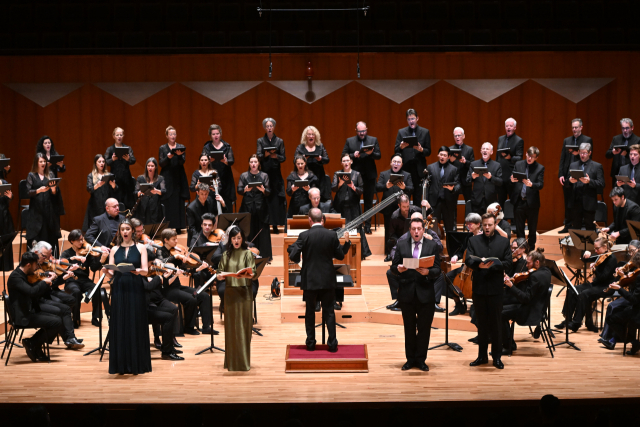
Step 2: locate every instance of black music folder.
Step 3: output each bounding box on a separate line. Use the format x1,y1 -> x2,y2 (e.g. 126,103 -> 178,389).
361,145 -> 375,152
389,173 -> 405,184
294,180 -> 309,187
48,155 -> 65,164
247,182 -> 263,189
198,175 -> 214,186
473,166 -> 488,175
45,177 -> 61,187
263,146 -> 277,153
139,183 -> 154,194
0,184 -> 11,194
565,145 -> 579,151
614,145 -> 630,152
569,169 -> 585,179
0,158 -> 10,169
616,175 -> 631,183
101,173 -> 115,183
114,147 -> 129,157
497,148 -> 511,156
208,150 -> 225,162
512,172 -> 527,182
402,136 -> 418,147
171,146 -> 185,155
336,172 -> 352,183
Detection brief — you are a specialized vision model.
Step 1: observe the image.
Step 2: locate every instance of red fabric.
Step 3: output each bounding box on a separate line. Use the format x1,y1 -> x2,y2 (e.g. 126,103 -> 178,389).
287,344 -> 366,359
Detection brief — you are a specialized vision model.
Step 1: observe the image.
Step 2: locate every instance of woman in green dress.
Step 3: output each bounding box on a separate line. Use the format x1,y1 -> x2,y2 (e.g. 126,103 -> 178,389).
218,226 -> 256,371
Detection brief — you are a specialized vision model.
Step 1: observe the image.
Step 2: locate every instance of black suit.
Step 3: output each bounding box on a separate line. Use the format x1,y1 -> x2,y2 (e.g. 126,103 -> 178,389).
391,236 -> 441,366
376,169 -> 414,253
567,159 -> 605,230
466,232 -> 512,361
426,161 -> 460,232
466,159 -> 503,215
502,267 -> 551,350
616,163 -> 640,204
559,134 -> 593,225
606,133 -> 640,182
497,134 -> 524,206
85,212 -> 124,247
449,143 -> 475,202
606,276 -> 640,343
395,126 -> 430,204
288,225 -> 351,348
608,199 -> 640,245
342,135 -> 381,231
510,160 -> 545,248
298,201 -> 337,215
186,197 -> 219,245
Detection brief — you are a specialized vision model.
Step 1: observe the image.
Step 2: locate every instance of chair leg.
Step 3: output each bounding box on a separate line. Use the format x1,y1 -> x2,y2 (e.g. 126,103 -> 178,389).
600,298 -> 605,330
623,324 -> 628,356
2,326 -> 14,358
509,322 -> 515,356
540,324 -> 554,358
5,327 -> 19,366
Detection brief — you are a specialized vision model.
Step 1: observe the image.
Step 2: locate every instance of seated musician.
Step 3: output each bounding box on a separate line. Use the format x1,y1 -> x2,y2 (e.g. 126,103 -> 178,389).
85,197 -> 122,253
386,212 -> 442,311
601,186 -> 640,245
156,229 -> 216,335
556,237 -> 617,333
604,250 -> 640,355
131,218 -> 183,359
189,212 -> 221,247
61,230 -> 109,327
7,252 -> 63,362
504,238 -> 530,306
502,248 -> 551,354
487,203 -> 511,240
298,187 -> 337,215
433,213 -> 483,315
210,225 -> 261,314
384,194 -> 432,262
31,241 -> 76,312
186,183 -> 224,244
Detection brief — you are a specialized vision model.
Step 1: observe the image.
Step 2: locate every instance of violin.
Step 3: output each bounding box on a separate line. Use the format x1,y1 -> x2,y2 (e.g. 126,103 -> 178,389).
170,243 -> 215,274
27,268 -> 53,284
140,233 -> 164,251
147,262 -> 184,277
43,259 -> 78,280
591,251 -> 613,272
207,229 -> 225,244
249,246 -> 260,256
510,268 -> 537,284
78,241 -> 105,256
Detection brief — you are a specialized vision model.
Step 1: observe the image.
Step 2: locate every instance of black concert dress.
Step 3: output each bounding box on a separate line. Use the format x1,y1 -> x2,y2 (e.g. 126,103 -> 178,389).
134,175 -> 166,225
25,172 -> 62,251
257,135 -> 287,227
82,172 -> 118,232
105,144 -> 137,209
159,143 -> 189,230
295,143 -> 331,202
238,171 -> 272,259
0,178 -> 15,271
203,140 -> 236,213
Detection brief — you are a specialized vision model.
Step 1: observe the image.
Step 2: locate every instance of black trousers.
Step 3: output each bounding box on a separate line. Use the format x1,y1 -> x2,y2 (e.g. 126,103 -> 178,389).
606,307 -> 639,343
601,298 -> 631,341
362,178 -> 376,230
383,211 -> 393,254
562,183 -> 573,226
148,299 -> 177,355
498,179 -> 512,208
471,200 -> 489,216
514,199 -> 539,248
40,298 -> 75,341
571,204 -> 596,230
387,269 -> 400,300
434,267 -> 462,304
65,278 -> 101,324
579,285 -> 614,326
50,288 -> 75,309
303,289 -> 337,348
474,294 -> 503,361
22,312 -> 63,348
432,200 -> 456,232
405,164 -> 423,206
501,304 -> 522,350
400,298 -> 435,365
163,284 -> 212,330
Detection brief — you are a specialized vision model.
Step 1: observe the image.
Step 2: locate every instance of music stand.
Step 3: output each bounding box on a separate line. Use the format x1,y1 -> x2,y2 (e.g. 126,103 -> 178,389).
552,264 -> 581,352
429,272 -> 463,352
0,232 -> 18,346
445,232 -> 472,258
627,220 -> 640,241
217,213 -> 251,237
568,229 -> 598,285
195,272 -> 225,356
191,245 -> 218,265
84,273 -> 109,357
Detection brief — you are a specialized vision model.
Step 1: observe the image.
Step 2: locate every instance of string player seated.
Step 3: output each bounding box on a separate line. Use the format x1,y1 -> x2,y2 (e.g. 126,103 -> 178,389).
186,182 -> 224,244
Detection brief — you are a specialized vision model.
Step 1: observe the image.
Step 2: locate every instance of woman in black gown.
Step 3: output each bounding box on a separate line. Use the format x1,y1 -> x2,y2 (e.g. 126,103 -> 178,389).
332,154 -> 372,259
238,155 -> 272,260
36,136 -> 66,217
159,126 -> 189,231
256,118 -> 286,233
286,155 -> 318,217
0,164 -> 14,271
83,154 -> 117,232
135,158 -> 166,225
25,153 -> 62,252
204,124 -> 235,213
105,127 -> 137,209
295,126 -> 331,202
103,219 -> 151,375
190,152 -> 216,202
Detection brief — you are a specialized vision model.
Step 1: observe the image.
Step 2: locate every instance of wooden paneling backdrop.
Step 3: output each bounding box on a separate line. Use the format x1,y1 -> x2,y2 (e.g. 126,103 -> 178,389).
1,51 -> 639,232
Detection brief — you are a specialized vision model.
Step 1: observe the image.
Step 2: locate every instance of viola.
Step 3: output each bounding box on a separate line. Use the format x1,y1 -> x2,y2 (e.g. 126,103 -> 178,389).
147,263 -> 183,277
249,246 -> 260,256
57,257 -> 86,271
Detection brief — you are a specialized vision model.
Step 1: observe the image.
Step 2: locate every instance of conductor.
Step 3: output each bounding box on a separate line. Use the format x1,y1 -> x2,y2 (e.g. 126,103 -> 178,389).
288,208 -> 351,352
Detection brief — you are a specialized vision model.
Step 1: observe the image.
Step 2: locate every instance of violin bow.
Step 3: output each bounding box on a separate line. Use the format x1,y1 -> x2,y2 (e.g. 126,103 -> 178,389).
85,230 -> 102,258
149,217 -> 165,242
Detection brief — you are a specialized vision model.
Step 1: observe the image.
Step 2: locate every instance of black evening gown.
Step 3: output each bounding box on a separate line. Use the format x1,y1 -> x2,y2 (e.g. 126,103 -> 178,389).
109,245 -> 151,375
159,143 -> 189,230
0,178 -> 15,271
238,171 -> 272,259
105,144 -> 137,209
257,135 -> 287,226
45,150 -> 66,216
285,171 -> 318,217
331,170 -> 372,259
82,173 -> 118,232
295,143 -> 331,202
25,172 -> 62,251
134,175 -> 166,225
204,140 -> 236,213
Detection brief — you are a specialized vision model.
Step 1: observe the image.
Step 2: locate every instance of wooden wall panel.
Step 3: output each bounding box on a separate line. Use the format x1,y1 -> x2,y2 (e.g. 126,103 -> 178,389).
1,52 -> 639,233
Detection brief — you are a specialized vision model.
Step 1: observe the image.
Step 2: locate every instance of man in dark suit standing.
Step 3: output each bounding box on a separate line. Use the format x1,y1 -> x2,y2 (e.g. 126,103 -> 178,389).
465,213 -> 512,369
615,144 -> 640,204
342,121 -> 381,234
449,127 -> 475,203
568,143 -> 605,230
559,119 -> 593,233
501,248 -> 551,354
496,118 -> 524,207
466,142 -> 503,215
510,146 -> 545,248
391,217 -> 441,371
606,118 -> 640,188
7,252 -> 63,362
85,197 -> 123,253
426,146 -> 460,232
377,155 -> 414,255
602,186 -> 640,245
394,108 -> 430,205
288,208 -> 351,352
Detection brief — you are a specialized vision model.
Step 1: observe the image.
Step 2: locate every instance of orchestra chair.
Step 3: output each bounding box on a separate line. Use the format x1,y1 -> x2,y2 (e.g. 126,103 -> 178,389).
464,200 -> 472,217
1,291 -> 51,366
623,323 -> 640,356
503,199 -> 516,232
507,285 -> 555,358
17,180 -> 30,259
595,197 -> 607,224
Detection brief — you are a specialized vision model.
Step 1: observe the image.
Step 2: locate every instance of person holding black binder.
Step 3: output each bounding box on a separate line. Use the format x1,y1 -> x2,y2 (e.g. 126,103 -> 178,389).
286,155 -> 318,218
606,118 -> 639,188
295,126 -> 331,202
0,162 -> 15,272
256,118 -> 287,234
159,126 -> 189,231
510,146 -> 545,248
377,155 -> 414,257
496,118 -> 524,207
238,154 -> 272,260
567,142 -> 605,231
25,153 -> 62,252
615,144 -> 640,204
426,146 -> 460,232
394,109 -> 430,205
135,157 -> 166,225
190,152 -> 217,201
559,119 -> 593,233
466,142 -> 503,216
36,135 -> 66,179
449,127 -> 475,204
186,183 -> 223,244
204,124 -> 236,213
104,127 -> 136,209
342,121 -> 382,234
82,154 -> 117,232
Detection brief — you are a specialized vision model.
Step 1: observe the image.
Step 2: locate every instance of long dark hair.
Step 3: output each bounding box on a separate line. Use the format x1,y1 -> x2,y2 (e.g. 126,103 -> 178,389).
115,218 -> 138,246
144,157 -> 159,183
31,153 -> 51,176
36,135 -> 58,155
225,226 -> 248,257
292,155 -> 308,174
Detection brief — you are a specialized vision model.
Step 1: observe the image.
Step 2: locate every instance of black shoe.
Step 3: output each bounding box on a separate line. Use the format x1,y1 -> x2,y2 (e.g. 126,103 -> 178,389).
219,302 -> 224,314
569,323 -> 581,333
417,362 -> 429,372
201,327 -> 219,335
468,336 -> 478,344
76,338 -> 83,343
602,340 -> 616,350
386,300 -> 399,310
559,226 -> 570,234
365,228 -> 372,235
162,353 -> 184,361
306,343 -> 316,351
173,348 -> 183,354
334,302 -> 342,311
154,340 -> 162,350
585,323 -> 599,333
173,339 -> 182,348
184,328 -> 200,335
532,326 -> 541,339
384,254 -> 393,262
554,321 -> 567,329
35,351 -> 50,362
401,361 -> 413,371
328,345 -> 338,353
501,348 -> 512,356
493,359 -> 504,369
22,338 -> 37,362
272,225 -> 280,234
597,337 -> 605,343
626,340 -> 640,355
91,319 -> 100,327
390,304 -> 402,312
64,337 -> 85,349
469,357 -> 489,366
449,302 -> 466,316
315,301 -> 321,312
434,304 -> 445,313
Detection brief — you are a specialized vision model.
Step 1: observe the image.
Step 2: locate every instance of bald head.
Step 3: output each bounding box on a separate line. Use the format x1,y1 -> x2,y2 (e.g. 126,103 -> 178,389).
309,208 -> 323,224
105,198 -> 120,217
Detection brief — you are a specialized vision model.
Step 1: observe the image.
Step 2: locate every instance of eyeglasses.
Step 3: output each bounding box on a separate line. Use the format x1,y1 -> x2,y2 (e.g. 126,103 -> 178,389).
622,126 -> 631,130
357,129 -> 367,133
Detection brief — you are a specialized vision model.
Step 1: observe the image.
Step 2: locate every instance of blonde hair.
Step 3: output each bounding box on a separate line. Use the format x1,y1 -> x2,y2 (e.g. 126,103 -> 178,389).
112,127 -> 124,136
165,125 -> 176,136
300,126 -> 322,146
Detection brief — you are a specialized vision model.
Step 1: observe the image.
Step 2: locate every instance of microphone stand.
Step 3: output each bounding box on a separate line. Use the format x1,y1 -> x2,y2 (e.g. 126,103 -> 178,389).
428,272 -> 463,352
195,273 -> 225,355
